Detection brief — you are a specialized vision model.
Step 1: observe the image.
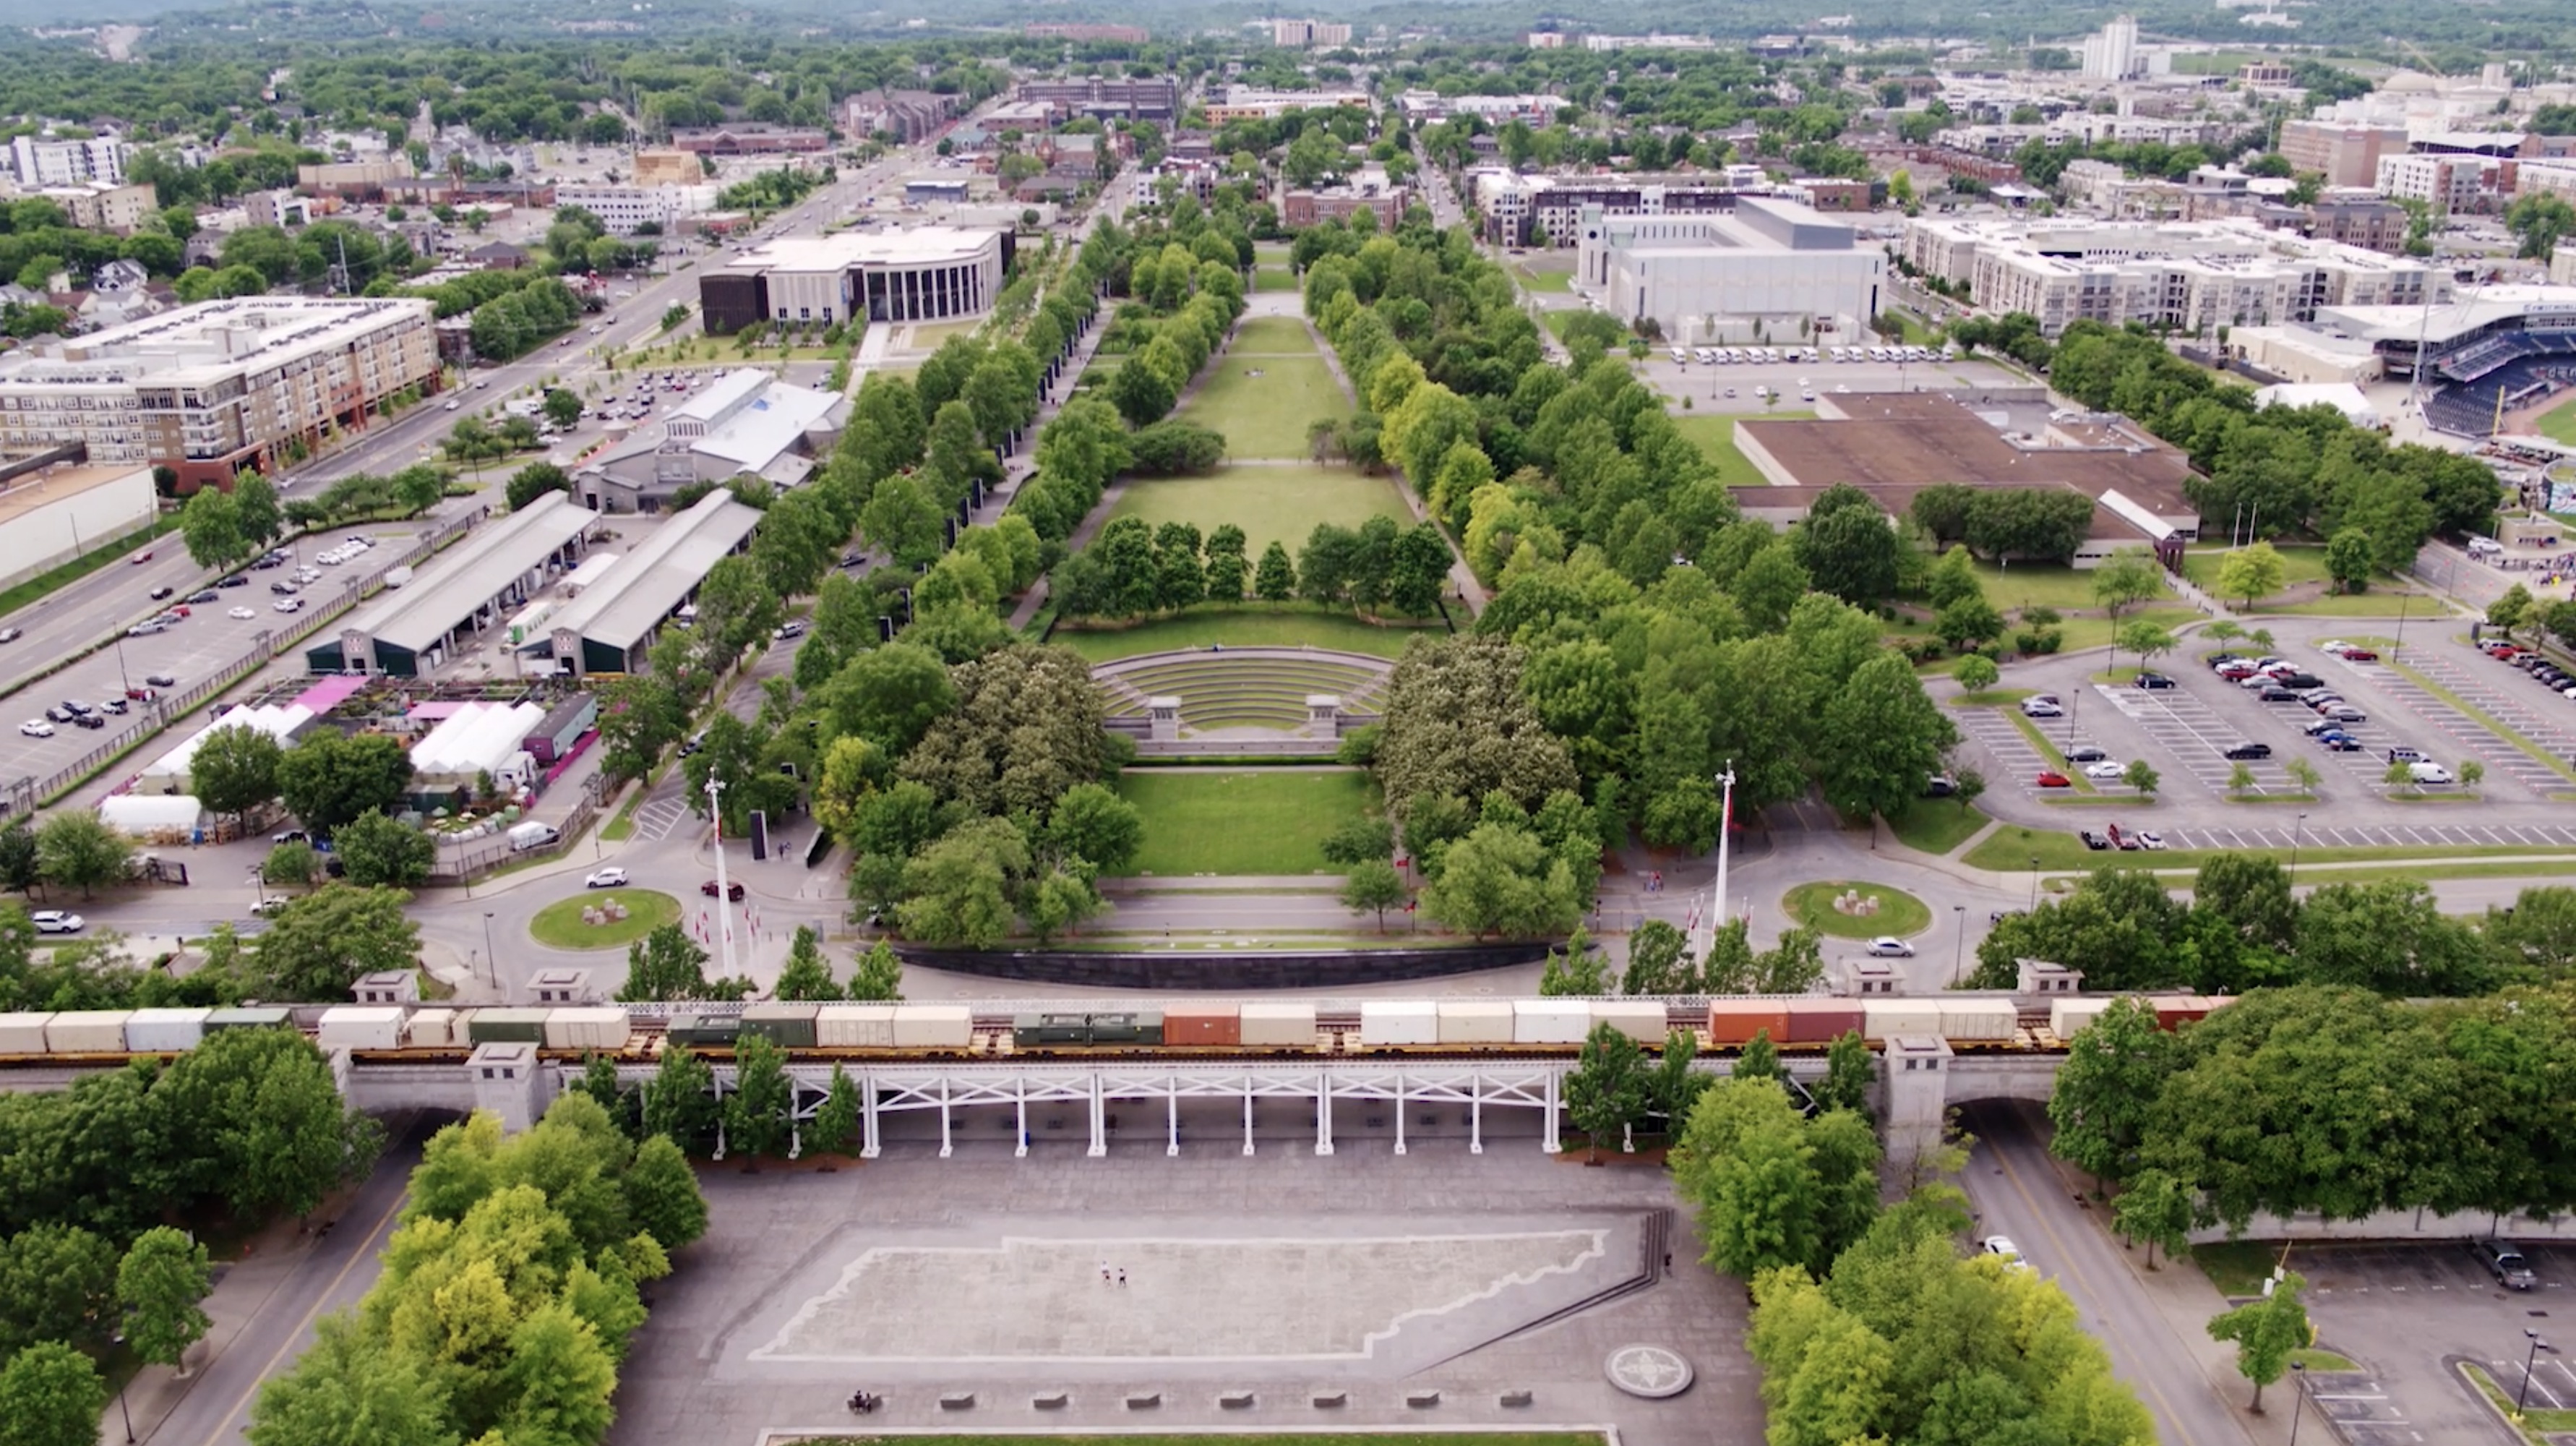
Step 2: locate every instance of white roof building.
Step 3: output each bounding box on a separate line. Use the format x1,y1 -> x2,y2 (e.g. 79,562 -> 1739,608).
134,704 -> 314,796
408,701 -> 545,792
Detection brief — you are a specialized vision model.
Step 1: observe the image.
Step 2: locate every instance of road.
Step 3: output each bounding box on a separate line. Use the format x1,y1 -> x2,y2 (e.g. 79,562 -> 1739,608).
1957,1100 -> 2255,1446
144,1118 -> 426,1446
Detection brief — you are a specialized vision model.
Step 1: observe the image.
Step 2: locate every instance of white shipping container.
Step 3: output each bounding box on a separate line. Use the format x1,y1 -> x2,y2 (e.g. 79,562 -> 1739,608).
544,1006 -> 630,1051
817,1004 -> 898,1048
2051,998 -> 2115,1040
316,1006 -> 404,1051
1240,1002 -> 1318,1046
406,1009 -> 456,1048
1937,998 -> 2019,1041
1859,999 -> 1944,1039
888,1004 -> 972,1048
124,1007 -> 212,1053
1360,1000 -> 1439,1046
47,1009 -> 134,1053
1435,1000 -> 1514,1044
1591,1000 -> 1670,1044
1512,999 -> 1589,1044
0,1012 -> 53,1054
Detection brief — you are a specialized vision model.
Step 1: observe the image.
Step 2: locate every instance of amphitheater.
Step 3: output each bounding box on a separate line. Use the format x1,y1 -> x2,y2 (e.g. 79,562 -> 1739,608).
1093,647 -> 1394,755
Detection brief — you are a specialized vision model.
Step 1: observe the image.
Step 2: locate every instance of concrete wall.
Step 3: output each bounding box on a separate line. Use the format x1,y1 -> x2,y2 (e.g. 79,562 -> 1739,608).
0,465 -> 158,591
883,944 -> 1556,990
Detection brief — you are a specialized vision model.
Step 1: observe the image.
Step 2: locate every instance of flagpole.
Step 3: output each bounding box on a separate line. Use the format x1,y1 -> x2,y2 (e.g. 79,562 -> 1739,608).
1690,762 -> 1737,966
707,777 -> 737,982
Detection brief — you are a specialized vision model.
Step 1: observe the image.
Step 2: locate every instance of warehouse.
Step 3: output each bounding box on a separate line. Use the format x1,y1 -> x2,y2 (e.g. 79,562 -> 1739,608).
306,492 -> 599,677
696,226 -> 1011,333
0,450 -> 157,591
578,369 -> 847,513
536,489 -> 763,676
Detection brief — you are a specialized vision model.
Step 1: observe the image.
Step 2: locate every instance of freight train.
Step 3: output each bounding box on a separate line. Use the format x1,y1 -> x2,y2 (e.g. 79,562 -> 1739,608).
0,993 -> 2226,1066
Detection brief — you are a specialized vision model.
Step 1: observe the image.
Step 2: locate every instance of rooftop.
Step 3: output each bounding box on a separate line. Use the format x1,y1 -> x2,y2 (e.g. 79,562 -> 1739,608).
544,489 -> 763,653
0,460 -> 148,530
339,492 -> 596,656
725,226 -> 1003,273
0,296 -> 432,390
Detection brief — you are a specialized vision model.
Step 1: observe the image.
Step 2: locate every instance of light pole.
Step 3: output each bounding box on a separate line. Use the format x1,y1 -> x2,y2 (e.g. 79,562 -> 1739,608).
1952,904 -> 1967,985
2029,856 -> 2041,910
2395,590 -> 2410,659
2287,1359 -> 2306,1446
2523,1330 -> 2556,1416
2290,812 -> 2307,881
481,910 -> 497,988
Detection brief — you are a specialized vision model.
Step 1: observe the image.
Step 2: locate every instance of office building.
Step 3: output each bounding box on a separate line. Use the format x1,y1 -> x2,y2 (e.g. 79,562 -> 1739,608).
1269,18 -> 1352,47
2375,153 -> 2484,215
696,226 -> 1009,333
1576,197 -> 1884,346
2278,121 -> 2408,189
7,132 -> 130,187
0,296 -> 440,492
554,183 -> 718,235
1200,87 -> 1370,122
1013,77 -> 1180,123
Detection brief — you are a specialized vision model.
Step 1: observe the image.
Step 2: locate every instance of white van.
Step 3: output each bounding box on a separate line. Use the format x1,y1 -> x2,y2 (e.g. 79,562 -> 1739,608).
508,821 -> 562,852
2408,761 -> 2455,787
1670,347 -> 1690,364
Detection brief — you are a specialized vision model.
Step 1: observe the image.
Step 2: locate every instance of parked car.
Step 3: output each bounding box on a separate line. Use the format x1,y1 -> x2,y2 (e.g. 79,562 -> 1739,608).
2035,770 -> 2072,788
2065,745 -> 2108,763
2082,760 -> 2126,780
2223,742 -> 2272,761
774,620 -> 808,641
2131,671 -> 2176,690
2317,734 -> 2363,751
185,589 -> 219,605
17,720 -> 51,737
2256,685 -> 2300,702
29,911 -> 82,934
2137,831 -> 2167,850
2021,698 -> 2064,719
145,673 -> 175,688
2387,746 -> 2426,763
217,573 -> 249,588
2408,762 -> 2455,786
2217,663 -> 2257,681
2079,829 -> 2111,850
2204,653 -> 2244,669
2340,648 -> 2378,662
2478,1239 -> 2538,1291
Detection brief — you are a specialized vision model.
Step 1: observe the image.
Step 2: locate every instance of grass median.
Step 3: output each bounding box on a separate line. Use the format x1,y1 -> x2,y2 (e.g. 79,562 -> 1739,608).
1967,823 -> 2576,874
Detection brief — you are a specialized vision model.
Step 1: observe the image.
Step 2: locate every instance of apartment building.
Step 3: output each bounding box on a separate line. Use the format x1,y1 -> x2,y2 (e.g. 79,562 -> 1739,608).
1199,87 -> 1370,122
1013,77 -> 1180,123
40,181 -> 155,234
2374,153 -> 2486,215
1269,18 -> 1352,47
2279,121 -> 2406,189
0,296 -> 441,492
7,133 -> 130,187
555,184 -> 717,235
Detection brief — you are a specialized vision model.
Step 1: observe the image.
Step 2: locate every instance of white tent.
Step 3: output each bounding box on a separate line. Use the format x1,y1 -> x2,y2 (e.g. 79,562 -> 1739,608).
2253,382 -> 2382,429
409,701 -> 544,794
98,794 -> 206,840
134,704 -> 312,797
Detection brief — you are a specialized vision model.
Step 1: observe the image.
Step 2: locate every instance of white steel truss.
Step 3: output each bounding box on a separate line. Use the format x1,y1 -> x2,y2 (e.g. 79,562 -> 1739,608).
578,1058 -> 1572,1159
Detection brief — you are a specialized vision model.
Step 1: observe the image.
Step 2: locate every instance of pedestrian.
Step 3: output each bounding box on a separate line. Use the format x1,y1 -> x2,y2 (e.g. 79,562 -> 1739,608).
1117,1268 -> 1128,1287
1100,1260 -> 1111,1283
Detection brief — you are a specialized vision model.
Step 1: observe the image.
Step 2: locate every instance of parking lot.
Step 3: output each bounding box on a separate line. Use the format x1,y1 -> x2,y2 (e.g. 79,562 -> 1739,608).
2286,1239 -> 2574,1446
1630,347 -> 2033,416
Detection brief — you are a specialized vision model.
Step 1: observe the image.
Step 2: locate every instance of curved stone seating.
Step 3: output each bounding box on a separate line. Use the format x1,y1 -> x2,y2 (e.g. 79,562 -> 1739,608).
1092,647 -> 1396,731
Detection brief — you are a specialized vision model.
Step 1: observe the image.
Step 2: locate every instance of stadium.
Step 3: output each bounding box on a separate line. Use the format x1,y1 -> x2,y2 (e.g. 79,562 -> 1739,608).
2307,287 -> 2576,438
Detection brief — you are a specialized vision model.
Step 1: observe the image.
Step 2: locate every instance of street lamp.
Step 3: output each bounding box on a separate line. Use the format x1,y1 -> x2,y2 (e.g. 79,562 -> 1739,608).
2290,812 -> 2307,881
481,910 -> 497,988
2524,1330 -> 2556,1416
1952,904 -> 1967,985
2029,856 -> 2041,910
2394,591 -> 2410,659
111,1327 -> 134,1442
2287,1360 -> 2306,1446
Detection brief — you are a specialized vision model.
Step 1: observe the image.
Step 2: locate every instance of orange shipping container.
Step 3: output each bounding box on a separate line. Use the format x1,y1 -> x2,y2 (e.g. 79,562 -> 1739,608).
1706,1000 -> 1793,1048
1787,998 -> 1864,1044
1164,1006 -> 1241,1047
2153,995 -> 2217,1030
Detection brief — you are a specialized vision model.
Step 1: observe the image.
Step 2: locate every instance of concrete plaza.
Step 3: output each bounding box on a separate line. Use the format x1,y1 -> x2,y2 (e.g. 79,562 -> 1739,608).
611,1144 -> 1761,1446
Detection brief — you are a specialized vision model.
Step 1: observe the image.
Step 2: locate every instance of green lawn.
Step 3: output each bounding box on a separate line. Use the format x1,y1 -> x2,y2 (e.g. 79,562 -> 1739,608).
1782,881 -> 1933,938
1178,355 -> 1346,458
1054,606 -> 1441,660
1116,770 -> 1376,876
1670,411 -> 1814,487
528,889 -> 680,950
1230,315 -> 1320,353
2540,395 -> 2576,448
1979,560 -> 2175,615
2180,543 -> 2333,591
2190,1240 -> 2283,1297
1254,267 -> 1300,293
1886,798 -> 1988,855
1105,464 -> 1410,560
1514,261 -> 1574,294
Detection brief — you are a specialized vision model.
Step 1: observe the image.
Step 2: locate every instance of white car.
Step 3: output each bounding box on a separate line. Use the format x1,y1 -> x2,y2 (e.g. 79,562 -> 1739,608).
18,719 -> 53,737
275,597 -> 306,613
2137,831 -> 2168,850
2021,699 -> 2063,719
585,867 -> 630,889
2082,760 -> 2126,781
1981,1236 -> 2029,1268
228,606 -> 256,620
1865,936 -> 1915,958
30,910 -> 83,934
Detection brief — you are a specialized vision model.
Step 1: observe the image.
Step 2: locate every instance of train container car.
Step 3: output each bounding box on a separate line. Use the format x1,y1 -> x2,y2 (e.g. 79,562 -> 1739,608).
0,1013 -> 52,1054
47,1010 -> 134,1053
1015,1012 -> 1091,1046
1436,1001 -> 1514,1045
1086,1011 -> 1163,1045
1163,1004 -> 1240,1047
666,1014 -> 744,1048
544,1006 -> 630,1053
1360,1001 -> 1439,1047
2051,998 -> 2113,1040
2155,995 -> 2221,1030
124,1008 -> 210,1053
1860,999 -> 1944,1040
1936,998 -> 2019,1043
890,1005 -> 971,1050
1706,1000 -> 1793,1048
1786,998 -> 1863,1044
1240,1002 -> 1317,1047
1592,1000 -> 1669,1045
740,1003 -> 820,1049
468,1008 -> 551,1045
317,1006 -> 405,1051
204,1006 -> 292,1032
406,1009 -> 458,1049
816,1005 -> 896,1048
1511,999 -> 1589,1045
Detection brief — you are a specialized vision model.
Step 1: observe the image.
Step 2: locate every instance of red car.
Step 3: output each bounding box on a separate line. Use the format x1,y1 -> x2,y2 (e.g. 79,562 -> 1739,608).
2217,664 -> 2257,681
2340,648 -> 2378,662
2486,643 -> 2522,659
2035,770 -> 2073,789
700,879 -> 746,901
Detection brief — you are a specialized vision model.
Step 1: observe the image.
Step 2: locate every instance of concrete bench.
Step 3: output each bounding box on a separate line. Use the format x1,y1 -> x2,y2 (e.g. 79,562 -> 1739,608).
1125,1392 -> 1162,1410
1407,1390 -> 1441,1408
1219,1391 -> 1257,1410
1311,1392 -> 1347,1408
1500,1390 -> 1534,1408
1032,1392 -> 1068,1411
937,1392 -> 975,1411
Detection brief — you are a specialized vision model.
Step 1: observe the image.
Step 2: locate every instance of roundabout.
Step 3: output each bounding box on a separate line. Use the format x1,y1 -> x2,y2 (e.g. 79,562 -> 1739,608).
1779,880 -> 1933,939
528,887 -> 681,951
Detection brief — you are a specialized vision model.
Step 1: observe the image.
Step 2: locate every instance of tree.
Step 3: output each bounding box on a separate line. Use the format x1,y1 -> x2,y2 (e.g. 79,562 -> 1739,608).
2324,528 -> 2374,594
542,388 -> 583,429
1539,927 -> 1610,995
1107,354 -> 1176,427
1046,782 -> 1144,875
2112,1168 -> 2194,1270
254,884 -> 421,1000
2230,761 -> 2258,797
246,1318 -> 450,1446
33,813 -> 132,899
2214,543 -> 2287,611
275,731 -> 415,837
623,1132 -> 709,1252
1622,918 -> 1693,995
2090,547 -> 2163,625
1816,1030 -> 1873,1118
2207,1272 -> 2310,1412
0,1342 -> 106,1446
1813,651 -> 1957,824
1420,822 -> 1584,940
2114,619 -> 2176,677
846,940 -> 904,1001
0,1225 -> 118,1355
1735,1029 -> 1782,1084
1792,485 -> 1899,606
189,724 -> 283,825
1339,858 -> 1407,931
117,1226 -> 214,1374
803,1063 -> 863,1160
1253,540 -> 1297,602
773,925 -> 841,1001
2123,758 -> 2159,798
1952,654 -> 1999,694
1672,1077 -> 1824,1278
231,474 -> 282,550
896,817 -> 1029,947
725,1033 -> 793,1164
504,461 -> 571,511
617,924 -> 726,1003
2506,192 -> 2576,260
179,484 -> 244,570
639,1045 -> 718,1154
1563,1021 -> 1647,1161
2283,756 -> 2320,796
501,1303 -> 619,1446
331,809 -> 434,888
2382,758 -> 2416,795
2045,997 -> 2171,1185
2460,758 -> 2486,794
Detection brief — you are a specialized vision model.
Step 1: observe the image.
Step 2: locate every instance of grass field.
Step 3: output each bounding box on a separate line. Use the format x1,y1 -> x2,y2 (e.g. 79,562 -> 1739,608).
1978,560 -> 2176,615
1230,315 -> 1320,352
1783,881 -> 1933,938
2179,543 -> 2333,592
1178,354 -> 1346,458
1887,798 -> 1989,855
1670,410 -> 1815,487
2539,395 -> 2576,447
528,888 -> 679,950
1105,464 -> 1409,559
1255,267 -> 1300,292
1052,607 -> 1442,660
1514,261 -> 1574,294
1115,769 -> 1375,876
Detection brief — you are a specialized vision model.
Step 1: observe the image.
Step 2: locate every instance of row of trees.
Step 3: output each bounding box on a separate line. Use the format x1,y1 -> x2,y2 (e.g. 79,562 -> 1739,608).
1052,515 -> 1451,622
0,884 -> 419,1014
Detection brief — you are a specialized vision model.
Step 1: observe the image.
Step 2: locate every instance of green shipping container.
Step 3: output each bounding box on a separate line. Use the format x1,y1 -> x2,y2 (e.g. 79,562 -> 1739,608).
202,1007 -> 294,1032
666,1014 -> 744,1048
467,1008 -> 551,1045
1014,1011 -> 1091,1047
1087,1011 -> 1164,1045
739,1004 -> 820,1049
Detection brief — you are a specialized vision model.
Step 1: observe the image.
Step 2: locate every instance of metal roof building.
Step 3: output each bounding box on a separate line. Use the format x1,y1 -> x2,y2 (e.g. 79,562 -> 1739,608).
539,489 -> 762,676
306,492 -> 598,677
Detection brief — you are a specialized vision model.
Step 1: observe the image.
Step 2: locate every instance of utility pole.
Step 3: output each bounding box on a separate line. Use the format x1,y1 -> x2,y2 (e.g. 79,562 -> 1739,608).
707,775 -> 737,980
